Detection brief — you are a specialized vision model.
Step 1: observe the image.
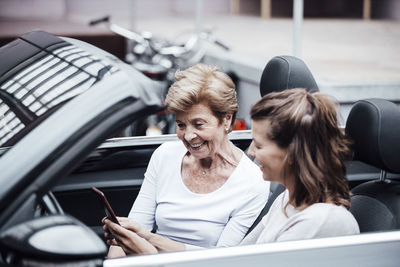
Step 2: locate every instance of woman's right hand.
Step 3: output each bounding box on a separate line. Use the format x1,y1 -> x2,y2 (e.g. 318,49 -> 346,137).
117,217 -> 152,240
103,217 -> 185,253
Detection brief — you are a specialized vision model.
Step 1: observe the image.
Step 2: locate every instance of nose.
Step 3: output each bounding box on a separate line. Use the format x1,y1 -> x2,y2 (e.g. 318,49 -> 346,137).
247,141 -> 255,158
184,127 -> 197,141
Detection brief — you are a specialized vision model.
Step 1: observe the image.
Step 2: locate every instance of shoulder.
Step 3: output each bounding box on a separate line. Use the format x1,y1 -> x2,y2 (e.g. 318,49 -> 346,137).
299,203 -> 346,221
240,154 -> 269,188
153,141 -> 186,157
300,203 -> 360,234
157,140 -> 185,151
304,203 -> 352,219
230,154 -> 269,201
238,153 -> 263,176
266,190 -> 287,213
148,141 -> 186,168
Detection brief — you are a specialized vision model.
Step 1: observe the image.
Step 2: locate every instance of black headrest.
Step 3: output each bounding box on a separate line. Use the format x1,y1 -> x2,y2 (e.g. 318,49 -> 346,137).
345,99 -> 400,174
259,55 -> 319,97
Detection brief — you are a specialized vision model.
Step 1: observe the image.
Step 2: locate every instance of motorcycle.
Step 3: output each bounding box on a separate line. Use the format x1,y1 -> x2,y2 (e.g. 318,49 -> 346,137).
90,16 -> 237,136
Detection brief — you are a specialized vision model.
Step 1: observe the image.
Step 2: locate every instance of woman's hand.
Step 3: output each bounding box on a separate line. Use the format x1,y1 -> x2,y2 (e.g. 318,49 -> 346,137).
103,218 -> 158,255
103,217 -> 186,253
116,217 -> 152,240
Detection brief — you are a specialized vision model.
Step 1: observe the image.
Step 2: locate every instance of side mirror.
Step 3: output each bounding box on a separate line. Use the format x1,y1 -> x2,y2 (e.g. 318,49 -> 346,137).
0,215 -> 107,266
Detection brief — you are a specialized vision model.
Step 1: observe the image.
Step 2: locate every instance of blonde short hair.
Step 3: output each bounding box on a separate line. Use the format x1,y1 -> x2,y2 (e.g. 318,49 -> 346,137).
165,63 -> 238,131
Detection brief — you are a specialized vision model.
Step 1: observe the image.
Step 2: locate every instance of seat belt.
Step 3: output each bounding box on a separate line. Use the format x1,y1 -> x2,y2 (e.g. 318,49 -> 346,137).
245,183 -> 285,236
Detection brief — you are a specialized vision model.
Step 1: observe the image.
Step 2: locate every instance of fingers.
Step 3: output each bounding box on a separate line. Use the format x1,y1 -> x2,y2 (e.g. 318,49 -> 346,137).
104,229 -> 114,240
107,227 -> 137,254
104,224 -> 157,255
103,218 -> 123,241
117,219 -> 151,239
107,238 -> 119,247
120,220 -> 140,231
102,217 -> 152,252
118,231 -> 157,255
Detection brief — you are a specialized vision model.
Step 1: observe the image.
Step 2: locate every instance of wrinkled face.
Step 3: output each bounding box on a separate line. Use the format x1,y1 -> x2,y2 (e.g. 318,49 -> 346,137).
248,119 -> 287,183
175,103 -> 231,159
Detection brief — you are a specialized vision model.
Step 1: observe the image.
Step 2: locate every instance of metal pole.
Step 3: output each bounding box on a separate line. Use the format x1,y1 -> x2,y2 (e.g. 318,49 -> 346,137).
363,0 -> 372,20
293,0 -> 304,58
195,0 -> 204,34
129,0 -> 136,31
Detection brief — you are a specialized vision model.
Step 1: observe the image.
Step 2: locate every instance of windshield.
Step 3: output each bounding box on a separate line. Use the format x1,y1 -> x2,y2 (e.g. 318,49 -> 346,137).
0,32 -> 119,150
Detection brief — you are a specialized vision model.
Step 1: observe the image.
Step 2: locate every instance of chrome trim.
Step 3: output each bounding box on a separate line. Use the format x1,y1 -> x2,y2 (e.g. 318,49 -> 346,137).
98,127 -> 348,149
98,130 -> 252,148
379,170 -> 387,182
104,231 -> 400,267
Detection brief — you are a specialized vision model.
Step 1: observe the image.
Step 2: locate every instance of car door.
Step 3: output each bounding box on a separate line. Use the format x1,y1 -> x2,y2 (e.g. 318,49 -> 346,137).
52,138 -> 166,239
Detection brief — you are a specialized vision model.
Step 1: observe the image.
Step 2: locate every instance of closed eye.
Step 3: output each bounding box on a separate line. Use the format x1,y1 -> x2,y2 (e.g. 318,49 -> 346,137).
252,139 -> 261,149
176,122 -> 185,128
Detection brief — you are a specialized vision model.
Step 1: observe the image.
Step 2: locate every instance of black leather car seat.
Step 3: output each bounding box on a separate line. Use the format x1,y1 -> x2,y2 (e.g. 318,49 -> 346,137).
345,99 -> 400,232
259,55 -> 319,96
246,55 -> 319,235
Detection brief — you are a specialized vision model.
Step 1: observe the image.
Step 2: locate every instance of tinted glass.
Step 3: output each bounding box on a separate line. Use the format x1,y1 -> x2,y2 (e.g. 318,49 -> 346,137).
0,31 -> 120,149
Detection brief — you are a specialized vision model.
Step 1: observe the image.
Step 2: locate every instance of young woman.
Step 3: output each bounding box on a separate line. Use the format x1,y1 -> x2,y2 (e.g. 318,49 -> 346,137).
241,88 -> 359,244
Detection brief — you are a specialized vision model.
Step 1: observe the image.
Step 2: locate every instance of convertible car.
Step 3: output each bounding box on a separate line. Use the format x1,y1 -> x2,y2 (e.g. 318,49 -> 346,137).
0,31 -> 399,266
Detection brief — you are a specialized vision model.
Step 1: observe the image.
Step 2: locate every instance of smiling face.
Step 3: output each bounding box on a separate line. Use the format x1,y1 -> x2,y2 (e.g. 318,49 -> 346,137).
175,103 -> 231,160
248,119 -> 288,183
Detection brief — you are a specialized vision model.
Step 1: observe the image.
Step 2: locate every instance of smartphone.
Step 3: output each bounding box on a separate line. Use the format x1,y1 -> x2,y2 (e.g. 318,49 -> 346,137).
91,187 -> 120,225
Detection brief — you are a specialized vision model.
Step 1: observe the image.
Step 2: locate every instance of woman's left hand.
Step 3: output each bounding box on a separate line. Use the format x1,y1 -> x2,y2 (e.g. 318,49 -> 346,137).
103,218 -> 158,255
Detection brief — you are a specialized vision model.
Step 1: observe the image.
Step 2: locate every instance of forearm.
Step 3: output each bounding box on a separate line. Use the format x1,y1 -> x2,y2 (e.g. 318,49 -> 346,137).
107,245 -> 126,258
147,233 -> 186,252
120,219 -> 185,253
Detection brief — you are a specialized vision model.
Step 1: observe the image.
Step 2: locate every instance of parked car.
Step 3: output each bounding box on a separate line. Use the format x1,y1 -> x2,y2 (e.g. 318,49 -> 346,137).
0,31 -> 399,266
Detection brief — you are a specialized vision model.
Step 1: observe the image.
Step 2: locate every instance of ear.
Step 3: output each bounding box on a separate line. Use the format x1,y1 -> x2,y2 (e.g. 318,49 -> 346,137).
224,114 -> 233,129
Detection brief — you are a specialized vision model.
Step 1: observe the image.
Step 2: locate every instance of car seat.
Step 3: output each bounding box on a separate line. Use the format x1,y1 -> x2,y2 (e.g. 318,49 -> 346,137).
246,55 -> 319,235
345,99 -> 400,232
259,55 -> 319,96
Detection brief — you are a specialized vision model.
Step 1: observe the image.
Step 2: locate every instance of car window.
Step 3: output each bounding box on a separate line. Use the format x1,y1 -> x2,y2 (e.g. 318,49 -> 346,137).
0,36 -> 119,150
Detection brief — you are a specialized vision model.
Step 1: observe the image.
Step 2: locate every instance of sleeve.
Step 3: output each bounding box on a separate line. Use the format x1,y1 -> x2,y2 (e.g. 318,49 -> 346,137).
216,178 -> 269,247
128,144 -> 162,231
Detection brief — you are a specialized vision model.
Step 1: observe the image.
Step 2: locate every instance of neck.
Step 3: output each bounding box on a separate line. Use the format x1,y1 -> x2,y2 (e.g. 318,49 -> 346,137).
199,139 -> 237,170
283,175 -> 296,206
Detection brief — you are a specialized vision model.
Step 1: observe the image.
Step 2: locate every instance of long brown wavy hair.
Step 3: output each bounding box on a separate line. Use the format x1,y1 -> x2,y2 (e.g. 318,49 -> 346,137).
251,88 -> 352,209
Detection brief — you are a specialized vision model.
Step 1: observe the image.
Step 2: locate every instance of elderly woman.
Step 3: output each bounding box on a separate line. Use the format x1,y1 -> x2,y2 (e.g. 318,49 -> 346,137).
241,88 -> 359,244
106,64 -> 269,257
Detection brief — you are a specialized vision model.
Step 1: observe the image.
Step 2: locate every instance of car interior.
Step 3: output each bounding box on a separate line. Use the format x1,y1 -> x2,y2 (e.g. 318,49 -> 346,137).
52,55 -> 400,243
346,98 -> 400,232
